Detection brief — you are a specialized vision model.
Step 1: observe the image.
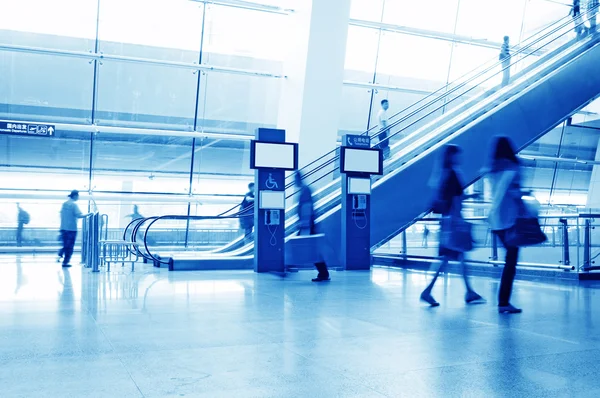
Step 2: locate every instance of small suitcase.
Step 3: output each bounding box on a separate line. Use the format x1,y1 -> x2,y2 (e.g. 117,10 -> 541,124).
285,234 -> 325,267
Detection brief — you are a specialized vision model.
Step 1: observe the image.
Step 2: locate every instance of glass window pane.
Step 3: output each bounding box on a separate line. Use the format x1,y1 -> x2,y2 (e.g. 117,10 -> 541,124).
202,4 -> 287,71
344,26 -> 380,79
0,53 -> 94,124
339,86 -> 372,135
192,139 -> 252,195
0,132 -> 90,191
98,0 -> 203,59
350,0 -> 385,22
447,43 -> 499,88
376,32 -> 452,86
521,0 -> 571,39
197,73 -> 281,134
382,0 -> 460,34
0,0 -> 97,50
91,134 -> 192,194
454,0 -> 527,42
95,61 -> 197,130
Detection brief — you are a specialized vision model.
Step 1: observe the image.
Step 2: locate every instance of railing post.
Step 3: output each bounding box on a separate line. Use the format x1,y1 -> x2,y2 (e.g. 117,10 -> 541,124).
491,232 -> 499,262
559,218 -> 570,266
583,219 -> 592,270
401,230 -> 407,261
92,213 -> 100,272
81,216 -> 88,266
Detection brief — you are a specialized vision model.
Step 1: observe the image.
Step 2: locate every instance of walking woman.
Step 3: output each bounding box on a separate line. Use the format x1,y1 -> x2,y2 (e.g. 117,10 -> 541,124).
420,145 -> 483,307
486,137 -> 523,314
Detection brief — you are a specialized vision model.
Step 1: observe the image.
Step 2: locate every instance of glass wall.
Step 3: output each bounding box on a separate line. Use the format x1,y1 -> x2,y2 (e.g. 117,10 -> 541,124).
341,0 -> 573,136
0,0 -> 288,248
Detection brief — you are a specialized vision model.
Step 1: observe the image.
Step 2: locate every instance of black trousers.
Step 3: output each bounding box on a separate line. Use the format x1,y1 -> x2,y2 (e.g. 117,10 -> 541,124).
60,230 -> 77,266
300,223 -> 329,279
494,230 -> 520,306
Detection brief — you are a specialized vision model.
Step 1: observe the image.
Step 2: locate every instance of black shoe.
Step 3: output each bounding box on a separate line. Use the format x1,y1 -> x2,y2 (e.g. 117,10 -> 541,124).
62,264 -> 72,268
465,291 -> 485,304
420,291 -> 440,307
312,277 -> 331,282
498,304 -> 522,314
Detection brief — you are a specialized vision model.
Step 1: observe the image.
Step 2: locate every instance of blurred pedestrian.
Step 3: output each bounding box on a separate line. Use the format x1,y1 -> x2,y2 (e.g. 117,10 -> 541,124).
295,172 -> 330,282
486,137 -> 523,314
499,36 -> 511,87
239,183 -> 255,243
58,190 -> 91,267
571,0 -> 585,36
420,145 -> 483,306
589,0 -> 599,33
16,203 -> 29,247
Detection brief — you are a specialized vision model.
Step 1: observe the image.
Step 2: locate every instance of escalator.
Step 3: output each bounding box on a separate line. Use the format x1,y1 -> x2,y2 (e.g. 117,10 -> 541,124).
149,12 -> 600,270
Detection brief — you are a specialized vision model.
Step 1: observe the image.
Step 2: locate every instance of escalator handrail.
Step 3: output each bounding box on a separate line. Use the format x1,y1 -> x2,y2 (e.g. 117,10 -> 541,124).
283,11 -> 592,186
279,11 -> 589,201
140,214 -> 246,265
130,12 -> 596,261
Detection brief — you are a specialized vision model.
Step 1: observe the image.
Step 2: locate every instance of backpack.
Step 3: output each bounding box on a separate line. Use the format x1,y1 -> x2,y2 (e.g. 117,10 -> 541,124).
20,210 -> 30,225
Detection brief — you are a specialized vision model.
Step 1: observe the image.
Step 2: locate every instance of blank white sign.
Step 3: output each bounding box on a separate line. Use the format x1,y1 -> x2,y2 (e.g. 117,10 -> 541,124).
343,148 -> 380,174
348,177 -> 371,194
260,190 -> 285,209
254,142 -> 295,169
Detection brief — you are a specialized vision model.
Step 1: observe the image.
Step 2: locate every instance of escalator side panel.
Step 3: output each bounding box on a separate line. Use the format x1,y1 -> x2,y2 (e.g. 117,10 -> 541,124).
319,42 -> 600,252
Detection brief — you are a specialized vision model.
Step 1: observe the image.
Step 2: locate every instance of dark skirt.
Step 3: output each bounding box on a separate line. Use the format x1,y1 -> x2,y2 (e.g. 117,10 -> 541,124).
439,245 -> 461,261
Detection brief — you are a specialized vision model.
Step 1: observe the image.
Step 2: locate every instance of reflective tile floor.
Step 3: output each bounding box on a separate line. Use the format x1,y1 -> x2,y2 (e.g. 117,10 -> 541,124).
2,255 -> 600,397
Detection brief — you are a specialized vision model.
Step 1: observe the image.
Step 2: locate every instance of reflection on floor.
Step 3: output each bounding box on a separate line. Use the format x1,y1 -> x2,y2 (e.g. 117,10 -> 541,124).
1,254 -> 600,397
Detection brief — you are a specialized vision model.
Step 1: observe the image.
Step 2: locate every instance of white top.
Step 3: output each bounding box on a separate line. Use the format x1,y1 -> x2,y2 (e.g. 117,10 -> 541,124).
60,199 -> 83,232
377,108 -> 388,129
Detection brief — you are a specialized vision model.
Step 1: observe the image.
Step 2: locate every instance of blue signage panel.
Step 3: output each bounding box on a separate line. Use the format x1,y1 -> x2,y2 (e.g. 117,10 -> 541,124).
0,120 -> 55,137
344,134 -> 370,148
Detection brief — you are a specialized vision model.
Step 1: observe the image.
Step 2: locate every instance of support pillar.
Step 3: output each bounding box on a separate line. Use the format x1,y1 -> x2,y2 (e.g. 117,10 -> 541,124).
277,0 -> 351,168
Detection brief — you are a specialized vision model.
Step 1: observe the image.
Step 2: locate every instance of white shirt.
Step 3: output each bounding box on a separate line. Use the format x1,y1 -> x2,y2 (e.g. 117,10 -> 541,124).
377,108 -> 388,129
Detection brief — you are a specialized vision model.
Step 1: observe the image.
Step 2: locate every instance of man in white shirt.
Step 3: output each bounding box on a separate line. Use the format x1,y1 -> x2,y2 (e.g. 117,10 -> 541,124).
376,99 -> 390,159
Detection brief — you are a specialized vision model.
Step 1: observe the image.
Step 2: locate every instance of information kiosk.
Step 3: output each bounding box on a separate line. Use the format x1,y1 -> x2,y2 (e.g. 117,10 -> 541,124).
340,135 -> 383,270
250,128 -> 298,273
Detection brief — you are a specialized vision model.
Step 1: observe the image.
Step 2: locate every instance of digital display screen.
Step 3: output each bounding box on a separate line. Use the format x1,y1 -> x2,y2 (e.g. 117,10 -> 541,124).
348,178 -> 371,194
251,141 -> 298,170
341,147 -> 382,175
260,190 -> 286,209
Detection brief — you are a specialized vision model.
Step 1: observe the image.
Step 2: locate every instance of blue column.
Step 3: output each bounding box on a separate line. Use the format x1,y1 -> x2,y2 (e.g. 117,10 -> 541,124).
254,128 -> 286,274
341,135 -> 372,271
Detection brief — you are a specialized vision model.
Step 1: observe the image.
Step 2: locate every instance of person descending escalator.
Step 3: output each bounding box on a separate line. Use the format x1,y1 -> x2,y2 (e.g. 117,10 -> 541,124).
499,36 -> 511,87
571,0 -> 586,36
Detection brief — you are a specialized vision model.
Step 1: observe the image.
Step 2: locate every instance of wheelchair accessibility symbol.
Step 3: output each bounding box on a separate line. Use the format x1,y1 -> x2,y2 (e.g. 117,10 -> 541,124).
265,173 -> 278,189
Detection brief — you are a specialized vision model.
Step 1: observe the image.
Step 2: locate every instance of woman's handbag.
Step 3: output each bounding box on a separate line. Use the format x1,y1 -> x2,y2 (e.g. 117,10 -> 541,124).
440,215 -> 473,253
504,196 -> 547,247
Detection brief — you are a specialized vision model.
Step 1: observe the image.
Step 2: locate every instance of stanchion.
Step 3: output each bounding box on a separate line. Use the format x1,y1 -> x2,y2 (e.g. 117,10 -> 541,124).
91,213 -> 100,272
559,218 -> 570,266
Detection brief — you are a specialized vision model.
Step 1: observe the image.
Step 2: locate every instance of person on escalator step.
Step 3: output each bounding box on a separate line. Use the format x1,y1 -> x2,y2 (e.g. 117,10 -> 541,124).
571,0 -> 585,36
295,172 -> 330,282
499,36 -> 511,87
420,145 -> 484,307
589,0 -> 599,33
376,99 -> 391,160
239,182 -> 255,244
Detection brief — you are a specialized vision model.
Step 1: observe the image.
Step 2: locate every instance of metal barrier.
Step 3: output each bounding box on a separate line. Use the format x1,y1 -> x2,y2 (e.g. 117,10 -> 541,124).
81,212 -> 100,272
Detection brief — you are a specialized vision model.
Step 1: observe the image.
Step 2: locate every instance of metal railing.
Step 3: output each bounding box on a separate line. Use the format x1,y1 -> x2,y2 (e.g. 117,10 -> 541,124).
374,212 -> 600,273
81,212 -> 101,272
